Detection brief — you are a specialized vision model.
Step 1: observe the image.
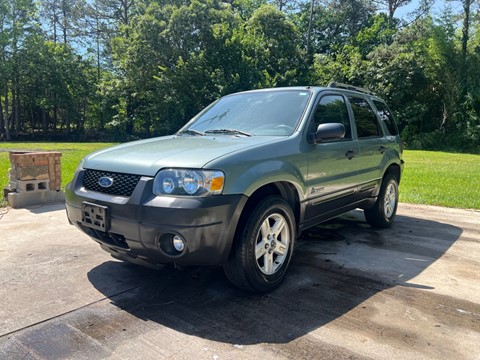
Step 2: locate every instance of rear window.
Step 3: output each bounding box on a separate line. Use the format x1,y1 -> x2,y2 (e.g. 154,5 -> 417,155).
348,96 -> 380,138
373,100 -> 399,136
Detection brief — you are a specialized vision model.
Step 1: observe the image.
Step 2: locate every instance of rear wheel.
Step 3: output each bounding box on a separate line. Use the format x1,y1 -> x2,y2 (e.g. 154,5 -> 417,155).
364,173 -> 399,228
224,196 -> 296,293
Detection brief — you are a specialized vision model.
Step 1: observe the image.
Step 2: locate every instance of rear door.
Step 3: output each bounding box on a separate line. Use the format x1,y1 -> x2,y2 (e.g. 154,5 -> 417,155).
347,95 -> 387,199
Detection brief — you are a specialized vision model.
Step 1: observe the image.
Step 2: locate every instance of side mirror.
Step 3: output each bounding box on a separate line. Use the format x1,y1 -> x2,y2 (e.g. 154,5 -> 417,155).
314,123 -> 345,143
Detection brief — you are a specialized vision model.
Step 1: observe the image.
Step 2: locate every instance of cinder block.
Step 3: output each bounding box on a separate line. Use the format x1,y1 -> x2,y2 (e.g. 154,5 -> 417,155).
7,190 -> 65,208
14,179 -> 50,193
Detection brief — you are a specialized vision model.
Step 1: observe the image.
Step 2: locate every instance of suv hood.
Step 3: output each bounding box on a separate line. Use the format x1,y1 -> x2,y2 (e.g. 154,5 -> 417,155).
83,135 -> 280,176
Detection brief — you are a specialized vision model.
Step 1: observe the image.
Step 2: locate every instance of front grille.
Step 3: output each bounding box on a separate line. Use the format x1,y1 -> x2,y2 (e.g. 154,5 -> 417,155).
83,169 -> 141,196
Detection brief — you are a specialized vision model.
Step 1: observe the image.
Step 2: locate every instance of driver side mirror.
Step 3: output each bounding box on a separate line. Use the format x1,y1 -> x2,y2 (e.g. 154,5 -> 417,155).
313,123 -> 346,143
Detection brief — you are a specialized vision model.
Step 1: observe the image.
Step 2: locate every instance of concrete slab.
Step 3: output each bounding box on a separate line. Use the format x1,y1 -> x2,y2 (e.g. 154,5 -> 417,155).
0,203 -> 135,335
7,190 -> 65,209
0,203 -> 479,359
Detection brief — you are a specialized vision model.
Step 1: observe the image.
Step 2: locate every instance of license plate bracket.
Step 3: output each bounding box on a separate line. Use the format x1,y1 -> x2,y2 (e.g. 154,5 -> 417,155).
82,202 -> 109,232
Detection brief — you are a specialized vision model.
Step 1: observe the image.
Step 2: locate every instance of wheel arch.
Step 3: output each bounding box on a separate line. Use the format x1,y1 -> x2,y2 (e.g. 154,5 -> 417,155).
245,182 -> 300,228
228,181 -> 301,256
384,163 -> 402,184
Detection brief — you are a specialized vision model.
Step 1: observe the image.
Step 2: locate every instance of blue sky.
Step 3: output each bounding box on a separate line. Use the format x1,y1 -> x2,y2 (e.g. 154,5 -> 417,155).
393,0 -> 461,20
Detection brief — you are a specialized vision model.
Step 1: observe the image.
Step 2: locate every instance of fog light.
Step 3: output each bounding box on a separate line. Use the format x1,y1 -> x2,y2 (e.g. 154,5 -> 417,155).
172,235 -> 185,252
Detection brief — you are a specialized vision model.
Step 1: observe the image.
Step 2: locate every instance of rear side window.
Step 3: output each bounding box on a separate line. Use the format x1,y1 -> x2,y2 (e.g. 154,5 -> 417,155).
348,96 -> 380,138
313,95 -> 351,139
373,100 -> 399,136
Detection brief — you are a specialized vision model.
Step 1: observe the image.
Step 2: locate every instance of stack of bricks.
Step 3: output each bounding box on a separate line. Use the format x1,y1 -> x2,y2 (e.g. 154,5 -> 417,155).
8,151 -> 62,192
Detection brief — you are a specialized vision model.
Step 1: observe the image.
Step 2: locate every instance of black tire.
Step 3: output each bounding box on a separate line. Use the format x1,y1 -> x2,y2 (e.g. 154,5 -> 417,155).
224,195 -> 296,293
364,173 -> 399,228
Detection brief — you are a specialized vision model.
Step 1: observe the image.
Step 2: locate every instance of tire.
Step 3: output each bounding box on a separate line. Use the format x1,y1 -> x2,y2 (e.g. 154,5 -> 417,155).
224,195 -> 296,293
364,173 -> 399,228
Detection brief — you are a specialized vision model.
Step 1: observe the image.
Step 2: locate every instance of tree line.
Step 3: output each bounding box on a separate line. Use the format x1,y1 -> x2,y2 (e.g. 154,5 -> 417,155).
0,0 -> 479,151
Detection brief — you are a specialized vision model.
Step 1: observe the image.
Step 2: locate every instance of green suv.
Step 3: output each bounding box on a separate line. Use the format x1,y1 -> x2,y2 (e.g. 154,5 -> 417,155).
66,83 -> 404,293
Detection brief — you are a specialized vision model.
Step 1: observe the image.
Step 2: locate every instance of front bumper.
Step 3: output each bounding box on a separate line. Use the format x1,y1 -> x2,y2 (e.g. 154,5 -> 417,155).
65,170 -> 247,267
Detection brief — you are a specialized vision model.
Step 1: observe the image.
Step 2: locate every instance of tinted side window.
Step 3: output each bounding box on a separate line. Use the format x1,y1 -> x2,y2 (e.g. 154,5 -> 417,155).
313,95 -> 351,139
348,96 -> 380,138
373,100 -> 399,136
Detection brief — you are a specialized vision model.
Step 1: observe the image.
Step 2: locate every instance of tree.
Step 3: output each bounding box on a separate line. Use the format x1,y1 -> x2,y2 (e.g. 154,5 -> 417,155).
459,0 -> 476,93
0,0 -> 9,139
295,0 -> 375,56
40,0 -> 85,44
94,0 -> 138,38
116,0 -> 245,135
1,0 -> 37,136
243,4 -> 305,87
373,0 -> 412,21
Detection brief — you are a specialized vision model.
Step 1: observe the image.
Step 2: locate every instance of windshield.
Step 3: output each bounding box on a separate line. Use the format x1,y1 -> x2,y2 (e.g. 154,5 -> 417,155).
183,90 -> 311,136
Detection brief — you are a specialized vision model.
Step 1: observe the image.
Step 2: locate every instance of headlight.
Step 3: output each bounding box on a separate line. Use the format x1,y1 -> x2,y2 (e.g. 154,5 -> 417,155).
153,169 -> 225,196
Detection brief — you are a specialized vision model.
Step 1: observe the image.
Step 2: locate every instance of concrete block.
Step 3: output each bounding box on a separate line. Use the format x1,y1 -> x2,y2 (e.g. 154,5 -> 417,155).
7,190 -> 65,208
14,179 -> 50,193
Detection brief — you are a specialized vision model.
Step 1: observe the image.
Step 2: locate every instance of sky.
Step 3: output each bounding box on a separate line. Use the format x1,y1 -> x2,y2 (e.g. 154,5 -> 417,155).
393,0 -> 462,20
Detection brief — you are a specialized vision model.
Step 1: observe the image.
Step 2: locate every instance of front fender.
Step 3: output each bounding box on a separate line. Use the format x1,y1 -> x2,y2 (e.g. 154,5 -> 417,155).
226,159 -> 307,199
204,135 -> 308,200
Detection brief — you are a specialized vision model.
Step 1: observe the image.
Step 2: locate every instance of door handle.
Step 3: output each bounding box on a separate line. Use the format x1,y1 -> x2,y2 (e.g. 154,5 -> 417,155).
379,146 -> 386,153
345,149 -> 355,160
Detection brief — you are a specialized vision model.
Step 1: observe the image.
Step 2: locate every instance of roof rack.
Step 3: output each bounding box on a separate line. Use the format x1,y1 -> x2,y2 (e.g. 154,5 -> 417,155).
327,82 -> 374,96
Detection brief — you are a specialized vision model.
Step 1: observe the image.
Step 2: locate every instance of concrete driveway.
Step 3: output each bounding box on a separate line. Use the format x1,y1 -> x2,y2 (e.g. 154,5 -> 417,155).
0,203 -> 479,359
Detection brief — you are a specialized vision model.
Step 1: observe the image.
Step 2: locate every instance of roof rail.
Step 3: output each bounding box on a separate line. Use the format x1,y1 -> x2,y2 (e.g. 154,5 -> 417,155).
327,82 -> 374,95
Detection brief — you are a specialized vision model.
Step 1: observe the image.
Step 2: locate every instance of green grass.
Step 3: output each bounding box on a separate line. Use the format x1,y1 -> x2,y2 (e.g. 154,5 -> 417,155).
1,144 -> 479,210
0,142 -> 116,194
400,150 -> 480,210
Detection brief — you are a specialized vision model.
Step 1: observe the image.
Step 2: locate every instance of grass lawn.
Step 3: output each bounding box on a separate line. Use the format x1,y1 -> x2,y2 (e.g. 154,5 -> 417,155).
1,144 -> 479,210
400,150 -> 480,210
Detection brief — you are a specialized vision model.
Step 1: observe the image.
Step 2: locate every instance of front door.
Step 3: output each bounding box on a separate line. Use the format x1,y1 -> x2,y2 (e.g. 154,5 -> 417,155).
304,93 -> 360,226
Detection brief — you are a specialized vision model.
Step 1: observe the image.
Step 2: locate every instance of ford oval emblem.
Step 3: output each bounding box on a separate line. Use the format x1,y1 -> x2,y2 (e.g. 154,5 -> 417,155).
98,176 -> 114,188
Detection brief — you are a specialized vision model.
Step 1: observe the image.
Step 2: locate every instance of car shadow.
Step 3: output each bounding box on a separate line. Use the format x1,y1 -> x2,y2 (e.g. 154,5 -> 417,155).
87,209 -> 462,345
24,202 -> 65,214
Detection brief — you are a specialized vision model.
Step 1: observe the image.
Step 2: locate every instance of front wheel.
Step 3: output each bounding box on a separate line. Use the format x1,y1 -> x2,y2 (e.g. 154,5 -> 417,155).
224,196 -> 296,293
364,173 -> 399,228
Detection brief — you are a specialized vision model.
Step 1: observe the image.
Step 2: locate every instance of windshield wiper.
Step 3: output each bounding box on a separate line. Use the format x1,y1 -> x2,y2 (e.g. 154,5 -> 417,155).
177,129 -> 205,136
204,129 -> 252,137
